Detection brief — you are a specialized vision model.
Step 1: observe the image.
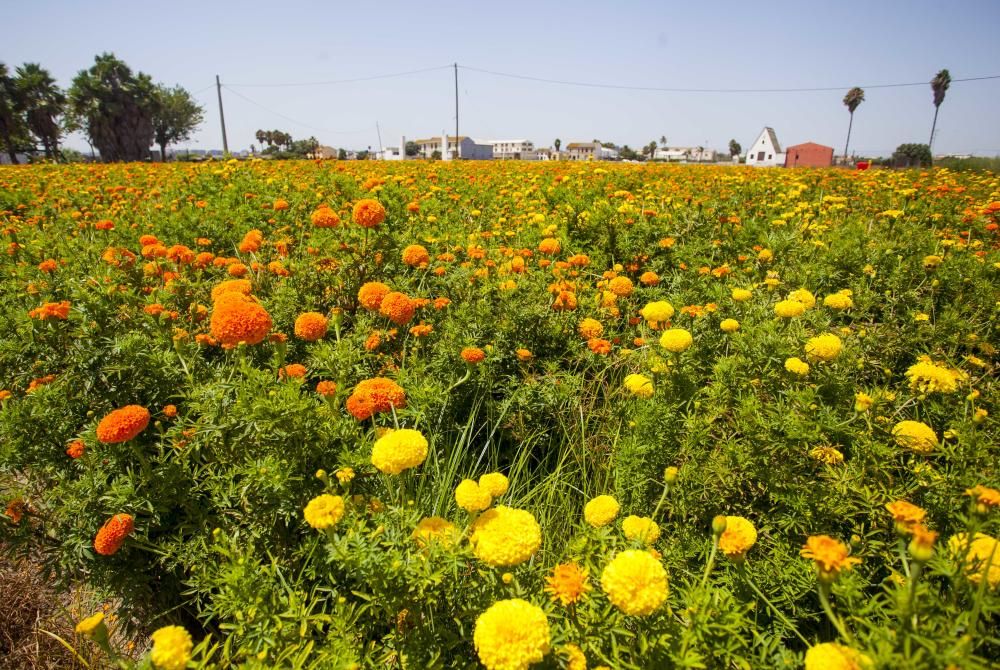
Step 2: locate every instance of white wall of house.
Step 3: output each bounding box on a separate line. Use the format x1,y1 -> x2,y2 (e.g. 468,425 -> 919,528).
745,128 -> 784,166
492,139 -> 535,159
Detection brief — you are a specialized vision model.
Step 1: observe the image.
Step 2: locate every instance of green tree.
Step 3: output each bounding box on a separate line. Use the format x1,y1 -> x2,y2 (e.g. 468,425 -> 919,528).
659,135 -> 667,147
0,63 -> 27,163
929,69 -> 951,149
842,86 -> 865,161
405,141 -> 419,157
67,53 -> 157,162
553,138 -> 561,152
338,148 -> 347,160
728,139 -> 742,158
893,143 -> 932,168
151,85 -> 204,162
15,63 -> 66,160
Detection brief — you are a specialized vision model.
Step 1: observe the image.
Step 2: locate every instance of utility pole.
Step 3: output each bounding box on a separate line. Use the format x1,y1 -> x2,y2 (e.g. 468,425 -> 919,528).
454,63 -> 459,159
216,75 -> 229,155
376,121 -> 383,156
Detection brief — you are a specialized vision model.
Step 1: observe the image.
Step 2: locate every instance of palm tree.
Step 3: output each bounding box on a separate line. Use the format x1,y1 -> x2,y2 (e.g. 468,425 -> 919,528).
842,86 -> 865,162
255,129 -> 267,149
0,63 -> 25,163
553,138 -> 561,152
15,64 -> 66,160
929,69 -> 951,149
659,135 -> 667,147
728,139 -> 742,159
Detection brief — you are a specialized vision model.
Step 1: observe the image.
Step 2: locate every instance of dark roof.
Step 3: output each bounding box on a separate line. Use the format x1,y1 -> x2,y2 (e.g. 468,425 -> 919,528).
764,127 -> 781,153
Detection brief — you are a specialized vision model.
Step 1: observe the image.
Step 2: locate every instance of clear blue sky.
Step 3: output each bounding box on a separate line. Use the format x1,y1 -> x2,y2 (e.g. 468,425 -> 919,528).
7,0 -> 1000,156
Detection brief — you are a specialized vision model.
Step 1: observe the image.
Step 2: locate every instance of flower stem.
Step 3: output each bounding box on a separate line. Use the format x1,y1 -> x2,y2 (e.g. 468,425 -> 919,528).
818,582 -> 853,644
738,563 -> 809,645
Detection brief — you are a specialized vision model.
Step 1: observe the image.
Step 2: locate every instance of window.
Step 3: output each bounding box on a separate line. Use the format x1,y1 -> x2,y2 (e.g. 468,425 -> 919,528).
768,154 -> 772,159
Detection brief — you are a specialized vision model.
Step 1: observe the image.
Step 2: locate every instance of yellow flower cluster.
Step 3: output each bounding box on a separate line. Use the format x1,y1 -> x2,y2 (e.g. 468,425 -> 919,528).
600,550 -> 669,616
892,420 -> 938,453
150,625 -> 193,670
785,357 -> 810,376
823,290 -> 854,310
621,515 -> 660,545
411,516 -> 459,547
370,428 -> 429,474
470,506 -> 542,566
455,479 -> 493,512
905,358 -> 964,394
474,599 -> 550,670
583,495 -> 620,527
640,300 -> 674,328
718,516 -> 757,560
804,642 -> 869,670
774,299 -> 805,318
949,533 -> 1000,588
303,494 -> 345,529
805,333 -> 842,362
623,373 -> 654,398
659,328 -> 692,353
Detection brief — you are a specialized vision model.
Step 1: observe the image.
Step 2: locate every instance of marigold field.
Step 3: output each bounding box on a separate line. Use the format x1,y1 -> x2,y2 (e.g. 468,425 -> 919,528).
1,160 -> 999,669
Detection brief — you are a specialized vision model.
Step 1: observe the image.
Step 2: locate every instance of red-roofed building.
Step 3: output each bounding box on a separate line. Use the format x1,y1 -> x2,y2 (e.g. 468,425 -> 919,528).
784,142 -> 834,168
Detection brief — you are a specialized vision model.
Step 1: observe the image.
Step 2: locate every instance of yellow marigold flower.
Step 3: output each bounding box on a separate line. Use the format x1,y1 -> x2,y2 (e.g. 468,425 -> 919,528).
584,495 -> 620,527
640,300 -> 674,329
75,612 -> 106,636
948,533 -> 1000,588
731,288 -> 753,302
600,550 -> 669,617
578,318 -> 604,339
621,515 -> 660,545
150,625 -> 193,670
370,428 -> 428,475
479,472 -> 510,497
804,643 -> 869,670
719,516 -> 757,560
892,420 -> 938,453
474,599 -> 550,670
623,373 -> 654,398
757,248 -> 774,263
886,500 -> 926,532
788,288 -> 816,308
560,643 -> 588,670
335,467 -> 355,484
545,562 -> 592,606
809,445 -> 844,465
785,357 -> 810,376
412,516 -> 459,547
455,479 -> 493,513
805,334 -> 842,362
801,535 -> 861,582
823,292 -> 854,310
470,506 -> 542,566
516,348 -> 533,362
854,392 -> 873,412
774,299 -> 805,318
720,318 -> 740,333
923,254 -> 943,269
303,494 -> 345,530
659,328 -> 692,353
905,358 -> 964,394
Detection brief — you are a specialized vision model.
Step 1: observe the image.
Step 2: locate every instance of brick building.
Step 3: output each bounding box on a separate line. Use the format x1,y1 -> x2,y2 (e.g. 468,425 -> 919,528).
784,142 -> 834,168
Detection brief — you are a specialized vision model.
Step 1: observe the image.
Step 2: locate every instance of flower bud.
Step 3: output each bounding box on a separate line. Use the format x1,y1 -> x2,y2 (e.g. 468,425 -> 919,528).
664,466 -> 679,484
712,515 -> 728,536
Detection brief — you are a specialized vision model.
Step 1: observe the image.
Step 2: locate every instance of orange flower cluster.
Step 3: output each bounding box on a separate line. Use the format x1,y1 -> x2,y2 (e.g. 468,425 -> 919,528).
29,300 -> 71,320
66,440 -> 85,459
352,199 -> 386,228
461,347 -> 486,364
346,377 -> 406,421
402,244 -> 430,267
294,312 -> 328,341
280,363 -> 307,380
95,405 -> 151,444
379,291 -> 416,325
358,282 -> 390,311
93,513 -> 135,556
209,293 -> 273,347
238,229 -> 264,253
316,380 -> 337,397
310,206 -> 340,228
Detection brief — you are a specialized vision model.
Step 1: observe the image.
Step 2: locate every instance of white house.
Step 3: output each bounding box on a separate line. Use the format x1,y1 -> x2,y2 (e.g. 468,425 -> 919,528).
653,146 -> 717,162
413,135 -> 493,160
745,127 -> 785,167
565,142 -> 618,161
491,139 -> 535,160
378,136 -> 407,160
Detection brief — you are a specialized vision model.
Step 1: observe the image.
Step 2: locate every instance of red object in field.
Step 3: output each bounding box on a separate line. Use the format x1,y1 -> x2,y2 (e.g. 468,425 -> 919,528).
784,142 -> 834,167
856,161 -> 870,171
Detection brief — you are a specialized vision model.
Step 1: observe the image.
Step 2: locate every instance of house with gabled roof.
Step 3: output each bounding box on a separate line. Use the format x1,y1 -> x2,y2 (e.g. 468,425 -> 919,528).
745,127 -> 785,167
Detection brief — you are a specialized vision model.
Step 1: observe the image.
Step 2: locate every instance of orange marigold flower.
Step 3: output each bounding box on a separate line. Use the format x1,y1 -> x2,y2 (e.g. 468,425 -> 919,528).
29,300 -> 71,321
316,380 -> 338,397
310,206 -> 340,228
162,404 -> 178,418
639,271 -> 659,286
38,259 -> 58,273
358,281 -> 390,311
96,405 -> 151,444
379,291 -> 416,325
801,535 -> 862,582
886,501 -> 926,532
94,219 -> 114,230
364,331 -> 382,351
227,263 -> 249,278
139,234 -> 159,246
273,198 -> 290,211
966,485 -> 1000,511
433,297 -> 451,310
409,324 -> 433,337
461,347 -> 486,364
211,279 -> 252,302
66,440 -> 85,459
516,348 -> 533,361
94,514 -> 135,556
587,338 -> 612,355
345,378 -> 406,421
280,363 -> 307,379
209,293 -> 272,346
608,276 -> 634,297
578,318 -> 604,339
352,199 -> 386,228
402,244 -> 430,267
294,312 -> 328,341
6,498 -> 26,524
538,238 -> 561,255
545,562 -> 592,606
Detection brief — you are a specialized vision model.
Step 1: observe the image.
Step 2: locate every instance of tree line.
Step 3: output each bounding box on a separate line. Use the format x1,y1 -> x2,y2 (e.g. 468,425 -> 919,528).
0,53 -> 204,163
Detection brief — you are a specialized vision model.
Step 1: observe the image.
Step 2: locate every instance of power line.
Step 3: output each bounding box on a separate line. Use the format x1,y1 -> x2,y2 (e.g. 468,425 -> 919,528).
220,85 -> 369,135
225,64 -> 452,88
458,65 -> 1000,94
